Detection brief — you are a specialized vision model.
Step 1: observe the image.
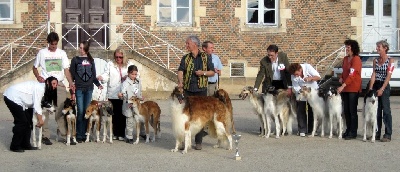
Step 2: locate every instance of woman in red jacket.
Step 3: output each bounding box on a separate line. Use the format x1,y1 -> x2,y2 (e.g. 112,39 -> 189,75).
337,39 -> 362,140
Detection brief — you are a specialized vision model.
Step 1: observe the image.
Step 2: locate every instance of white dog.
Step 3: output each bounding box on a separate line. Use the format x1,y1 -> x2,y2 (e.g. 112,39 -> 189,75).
326,86 -> 343,139
362,89 -> 378,143
32,101 -> 56,149
298,87 -> 326,137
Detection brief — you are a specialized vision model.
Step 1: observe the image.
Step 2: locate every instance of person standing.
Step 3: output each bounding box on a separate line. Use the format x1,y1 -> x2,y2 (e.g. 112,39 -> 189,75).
32,32 -> 74,145
3,77 -> 58,152
69,41 -> 103,143
337,39 -> 362,140
202,41 -> 223,96
118,65 -> 145,144
97,48 -> 134,141
254,44 -> 292,93
368,40 -> 394,142
177,35 -> 215,150
288,63 -> 321,137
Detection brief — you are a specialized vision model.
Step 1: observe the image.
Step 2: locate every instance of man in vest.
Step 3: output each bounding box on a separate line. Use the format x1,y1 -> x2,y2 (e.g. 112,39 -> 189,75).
177,35 -> 215,150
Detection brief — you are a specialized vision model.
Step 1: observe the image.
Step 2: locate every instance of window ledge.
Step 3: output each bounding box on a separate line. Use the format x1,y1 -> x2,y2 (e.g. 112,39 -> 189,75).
150,23 -> 201,32
0,23 -> 23,28
240,23 -> 286,33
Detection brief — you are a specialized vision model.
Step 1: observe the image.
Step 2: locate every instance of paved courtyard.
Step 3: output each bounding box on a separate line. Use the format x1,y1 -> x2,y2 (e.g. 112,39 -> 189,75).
0,95 -> 400,172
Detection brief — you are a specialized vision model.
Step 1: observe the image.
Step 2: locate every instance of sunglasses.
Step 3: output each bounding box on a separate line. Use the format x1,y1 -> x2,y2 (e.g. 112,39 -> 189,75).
115,56 -> 123,59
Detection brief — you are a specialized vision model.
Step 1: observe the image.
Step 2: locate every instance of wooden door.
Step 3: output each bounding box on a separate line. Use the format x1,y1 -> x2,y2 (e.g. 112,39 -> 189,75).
62,0 -> 109,49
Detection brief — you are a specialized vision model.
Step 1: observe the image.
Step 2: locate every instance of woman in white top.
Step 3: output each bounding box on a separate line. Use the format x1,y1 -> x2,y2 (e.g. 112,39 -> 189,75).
3,76 -> 58,152
288,63 -> 321,137
97,48 -> 134,140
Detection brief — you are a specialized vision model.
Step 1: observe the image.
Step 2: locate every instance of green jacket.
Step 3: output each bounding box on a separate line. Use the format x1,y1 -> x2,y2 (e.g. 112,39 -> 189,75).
254,52 -> 292,93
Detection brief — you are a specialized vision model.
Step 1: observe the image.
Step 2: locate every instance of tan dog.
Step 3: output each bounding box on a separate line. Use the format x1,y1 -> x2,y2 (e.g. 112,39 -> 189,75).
99,101 -> 114,144
214,89 -> 236,135
85,100 -> 101,142
129,96 -> 161,144
61,98 -> 77,145
170,87 -> 233,154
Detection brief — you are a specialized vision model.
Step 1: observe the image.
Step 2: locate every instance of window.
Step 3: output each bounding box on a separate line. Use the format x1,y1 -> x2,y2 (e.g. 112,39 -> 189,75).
247,0 -> 278,26
0,0 -> 13,22
230,62 -> 245,77
158,0 -> 192,26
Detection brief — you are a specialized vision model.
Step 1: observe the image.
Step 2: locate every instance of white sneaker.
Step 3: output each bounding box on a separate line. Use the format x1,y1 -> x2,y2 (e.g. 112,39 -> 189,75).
112,136 -> 117,140
118,137 -> 125,141
300,133 -> 306,137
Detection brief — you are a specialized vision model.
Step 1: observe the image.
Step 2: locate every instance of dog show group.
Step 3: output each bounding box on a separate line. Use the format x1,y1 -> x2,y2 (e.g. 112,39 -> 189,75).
3,32 -> 394,153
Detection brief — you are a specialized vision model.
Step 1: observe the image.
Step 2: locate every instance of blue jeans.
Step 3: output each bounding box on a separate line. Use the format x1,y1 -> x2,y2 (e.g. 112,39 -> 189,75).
373,83 -> 392,138
75,89 -> 93,140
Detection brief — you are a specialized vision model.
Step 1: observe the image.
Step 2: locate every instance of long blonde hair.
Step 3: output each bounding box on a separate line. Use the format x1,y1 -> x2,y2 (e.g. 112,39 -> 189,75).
113,48 -> 128,67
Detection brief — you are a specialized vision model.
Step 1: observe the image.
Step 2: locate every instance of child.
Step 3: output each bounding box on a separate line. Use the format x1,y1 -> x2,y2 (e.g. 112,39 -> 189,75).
118,65 -> 145,143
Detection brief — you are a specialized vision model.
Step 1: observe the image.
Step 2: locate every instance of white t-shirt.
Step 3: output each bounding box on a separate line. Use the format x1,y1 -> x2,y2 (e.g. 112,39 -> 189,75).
33,48 -> 70,82
3,81 -> 45,115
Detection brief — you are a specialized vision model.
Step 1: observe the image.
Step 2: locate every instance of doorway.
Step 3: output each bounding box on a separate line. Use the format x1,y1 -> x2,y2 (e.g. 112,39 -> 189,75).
62,0 -> 109,49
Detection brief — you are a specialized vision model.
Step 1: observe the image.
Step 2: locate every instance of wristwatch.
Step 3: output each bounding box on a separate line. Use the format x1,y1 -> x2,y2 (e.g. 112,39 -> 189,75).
203,72 -> 206,76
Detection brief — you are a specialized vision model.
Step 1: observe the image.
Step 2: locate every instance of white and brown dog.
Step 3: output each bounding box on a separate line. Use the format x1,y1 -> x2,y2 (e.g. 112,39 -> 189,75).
362,89 -> 378,143
129,96 -> 161,144
32,100 -> 56,149
99,100 -> 114,144
60,98 -> 78,145
239,86 -> 267,137
170,87 -> 233,154
85,100 -> 101,142
297,87 -> 326,137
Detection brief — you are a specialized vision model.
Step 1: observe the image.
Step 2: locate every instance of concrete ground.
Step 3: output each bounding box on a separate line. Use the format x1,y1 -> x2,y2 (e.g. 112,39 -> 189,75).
0,95 -> 400,172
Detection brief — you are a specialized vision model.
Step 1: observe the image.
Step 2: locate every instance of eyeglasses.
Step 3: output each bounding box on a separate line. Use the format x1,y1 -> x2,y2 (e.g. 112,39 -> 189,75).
115,56 -> 123,59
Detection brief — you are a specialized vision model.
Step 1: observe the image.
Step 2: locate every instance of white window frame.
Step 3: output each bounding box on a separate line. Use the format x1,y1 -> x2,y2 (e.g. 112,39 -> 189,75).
0,0 -> 13,24
157,0 -> 192,27
246,0 -> 278,26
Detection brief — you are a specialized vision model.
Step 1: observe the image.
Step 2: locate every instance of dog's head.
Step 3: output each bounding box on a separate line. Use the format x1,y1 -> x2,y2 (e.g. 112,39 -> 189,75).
85,100 -> 99,119
239,86 -> 254,100
296,86 -> 311,101
128,95 -> 141,108
99,100 -> 114,116
326,86 -> 339,99
62,98 -> 76,115
171,86 -> 185,104
41,100 -> 56,113
214,89 -> 231,104
266,86 -> 279,96
364,89 -> 377,104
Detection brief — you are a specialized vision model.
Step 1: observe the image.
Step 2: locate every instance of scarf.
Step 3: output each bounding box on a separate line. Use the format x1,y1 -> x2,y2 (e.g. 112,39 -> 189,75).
183,51 -> 208,90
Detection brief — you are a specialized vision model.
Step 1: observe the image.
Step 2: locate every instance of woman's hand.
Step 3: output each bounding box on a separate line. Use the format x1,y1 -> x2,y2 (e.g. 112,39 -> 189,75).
97,76 -> 103,81
377,89 -> 384,96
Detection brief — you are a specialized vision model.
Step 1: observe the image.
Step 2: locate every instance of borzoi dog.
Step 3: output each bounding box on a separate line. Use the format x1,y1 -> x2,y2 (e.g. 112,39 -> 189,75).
362,89 -> 378,143
298,87 -> 326,137
214,89 -> 236,135
60,98 -> 77,145
99,101 -> 114,144
326,86 -> 343,139
129,96 -> 161,144
239,86 -> 266,137
170,87 -> 233,154
32,100 -> 56,149
85,100 -> 101,142
264,88 -> 295,139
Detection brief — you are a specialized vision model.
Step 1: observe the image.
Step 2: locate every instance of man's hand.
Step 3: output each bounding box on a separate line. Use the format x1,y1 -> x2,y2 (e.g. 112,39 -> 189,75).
287,88 -> 293,97
36,114 -> 44,128
69,83 -> 76,92
36,76 -> 45,83
195,70 -> 204,76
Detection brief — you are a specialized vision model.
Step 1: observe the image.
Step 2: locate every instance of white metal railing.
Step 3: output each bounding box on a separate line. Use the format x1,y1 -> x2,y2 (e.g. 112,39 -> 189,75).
0,21 -> 185,78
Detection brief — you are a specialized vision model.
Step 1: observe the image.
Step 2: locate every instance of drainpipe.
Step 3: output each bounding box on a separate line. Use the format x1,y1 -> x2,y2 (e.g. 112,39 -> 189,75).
47,0 -> 50,34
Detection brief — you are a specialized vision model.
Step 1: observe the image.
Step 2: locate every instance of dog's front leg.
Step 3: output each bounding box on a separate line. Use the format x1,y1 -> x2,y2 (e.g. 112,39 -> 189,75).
38,127 -> 43,150
85,120 -> 92,143
66,116 -> 71,145
171,139 -> 180,152
101,118 -> 106,143
338,116 -> 343,139
109,117 -> 113,144
309,117 -> 318,137
182,130 -> 190,154
95,119 -> 101,142
266,115 -> 272,138
72,117 -> 77,144
329,114 -> 333,139
133,120 -> 140,145
371,119 -> 377,143
363,117 -> 367,142
274,114 -> 281,139
32,126 -> 37,148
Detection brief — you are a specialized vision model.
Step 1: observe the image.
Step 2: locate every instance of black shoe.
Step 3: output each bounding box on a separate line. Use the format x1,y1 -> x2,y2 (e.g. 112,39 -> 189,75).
140,135 -> 146,140
42,137 -> 53,145
77,138 -> 83,143
126,139 -> 134,144
344,134 -> 357,140
10,148 -> 24,153
342,132 -> 349,138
